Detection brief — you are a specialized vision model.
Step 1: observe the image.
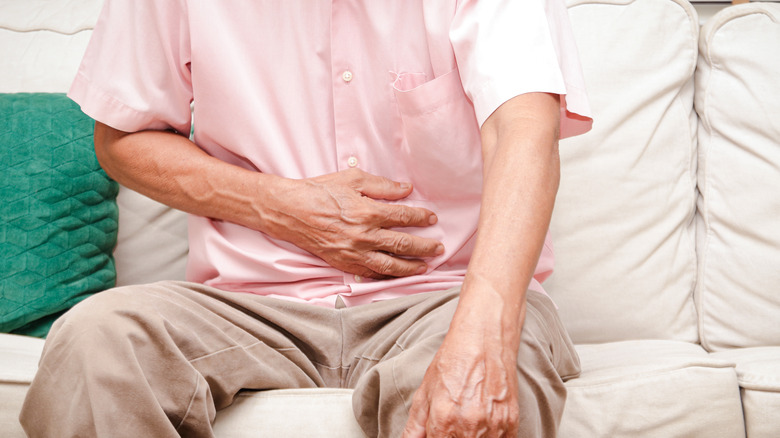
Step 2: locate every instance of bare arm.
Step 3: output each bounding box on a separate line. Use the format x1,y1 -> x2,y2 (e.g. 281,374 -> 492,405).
94,122 -> 444,278
403,92 -> 561,437
95,124 -> 269,228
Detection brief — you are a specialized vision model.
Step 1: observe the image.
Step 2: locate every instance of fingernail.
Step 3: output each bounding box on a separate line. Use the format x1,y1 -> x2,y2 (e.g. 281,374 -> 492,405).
416,265 -> 427,275
428,214 -> 438,225
400,182 -> 412,190
435,244 -> 445,255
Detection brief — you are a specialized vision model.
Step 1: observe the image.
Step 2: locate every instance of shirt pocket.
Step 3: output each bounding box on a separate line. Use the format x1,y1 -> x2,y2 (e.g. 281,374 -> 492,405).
392,68 -> 482,201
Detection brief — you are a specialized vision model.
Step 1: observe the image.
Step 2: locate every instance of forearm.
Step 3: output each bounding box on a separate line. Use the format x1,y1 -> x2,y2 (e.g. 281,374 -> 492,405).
93,122 -> 443,278
94,122 -> 276,231
452,93 -> 561,356
401,93 -> 562,437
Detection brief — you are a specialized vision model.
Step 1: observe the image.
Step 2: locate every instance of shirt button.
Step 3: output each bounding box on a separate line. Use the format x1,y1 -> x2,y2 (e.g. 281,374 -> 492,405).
354,275 -> 363,283
347,156 -> 358,168
342,70 -> 353,82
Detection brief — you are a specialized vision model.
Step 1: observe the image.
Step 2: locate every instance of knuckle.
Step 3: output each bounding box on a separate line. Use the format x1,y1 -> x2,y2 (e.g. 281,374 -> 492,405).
430,404 -> 455,424
354,228 -> 376,246
410,387 -> 429,406
366,252 -> 395,275
464,415 -> 485,431
345,205 -> 375,227
344,167 -> 362,178
371,232 -> 392,251
490,404 -> 519,437
424,239 -> 440,254
376,258 -> 396,275
344,168 -> 364,186
393,235 -> 414,255
340,227 -> 364,247
366,206 -> 387,224
507,405 -> 520,426
357,267 -> 379,279
394,207 -> 413,224
346,256 -> 380,279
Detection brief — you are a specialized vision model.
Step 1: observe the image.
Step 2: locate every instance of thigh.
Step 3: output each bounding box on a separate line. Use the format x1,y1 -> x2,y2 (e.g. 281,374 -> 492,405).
22,281 -> 341,438
81,282 -> 342,395
350,289 -> 580,438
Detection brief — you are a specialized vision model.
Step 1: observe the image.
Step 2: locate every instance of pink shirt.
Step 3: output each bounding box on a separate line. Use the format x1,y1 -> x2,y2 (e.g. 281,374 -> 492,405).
70,0 -> 592,307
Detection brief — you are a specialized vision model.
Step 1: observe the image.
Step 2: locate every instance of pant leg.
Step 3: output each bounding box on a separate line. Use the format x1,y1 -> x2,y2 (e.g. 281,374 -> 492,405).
348,288 -> 580,438
19,281 -> 342,438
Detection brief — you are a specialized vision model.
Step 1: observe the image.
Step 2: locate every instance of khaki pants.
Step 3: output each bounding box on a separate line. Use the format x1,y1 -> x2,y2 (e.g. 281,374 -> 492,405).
20,281 -> 579,437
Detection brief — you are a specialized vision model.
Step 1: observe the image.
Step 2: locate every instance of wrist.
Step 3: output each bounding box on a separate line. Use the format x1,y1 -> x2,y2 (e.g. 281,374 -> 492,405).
450,275 -> 526,360
251,173 -> 297,235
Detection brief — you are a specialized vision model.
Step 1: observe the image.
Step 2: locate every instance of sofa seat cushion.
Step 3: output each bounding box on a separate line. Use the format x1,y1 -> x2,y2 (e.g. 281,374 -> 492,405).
0,333 -> 44,438
214,389 -> 365,438
559,340 -> 744,437
711,347 -> 780,438
218,340 -> 746,437
0,335 -> 746,437
694,2 -> 780,352
220,341 -> 746,437
0,333 -> 44,385
550,0 -> 699,343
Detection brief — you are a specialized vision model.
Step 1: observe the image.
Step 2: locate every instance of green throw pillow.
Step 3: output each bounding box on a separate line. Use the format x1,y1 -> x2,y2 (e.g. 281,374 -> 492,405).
0,93 -> 119,338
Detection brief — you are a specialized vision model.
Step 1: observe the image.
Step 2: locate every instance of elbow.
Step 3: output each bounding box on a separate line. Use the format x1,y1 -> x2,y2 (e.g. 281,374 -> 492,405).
93,121 -> 128,179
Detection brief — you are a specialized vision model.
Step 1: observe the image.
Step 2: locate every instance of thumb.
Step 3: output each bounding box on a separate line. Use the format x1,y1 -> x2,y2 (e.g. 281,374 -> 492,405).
353,171 -> 414,201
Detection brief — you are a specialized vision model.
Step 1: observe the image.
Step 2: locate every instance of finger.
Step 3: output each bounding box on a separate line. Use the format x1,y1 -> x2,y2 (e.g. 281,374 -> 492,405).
363,251 -> 429,278
401,416 -> 427,438
348,265 -> 391,281
491,401 -> 520,438
372,229 -> 444,259
376,202 -> 438,229
402,392 -> 430,438
350,170 -> 414,201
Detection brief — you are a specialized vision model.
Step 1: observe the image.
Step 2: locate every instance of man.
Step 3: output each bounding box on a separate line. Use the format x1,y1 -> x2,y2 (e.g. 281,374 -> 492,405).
21,0 -> 592,436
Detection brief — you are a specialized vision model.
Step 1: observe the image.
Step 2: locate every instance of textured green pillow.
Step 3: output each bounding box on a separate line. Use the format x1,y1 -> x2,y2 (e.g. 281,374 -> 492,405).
0,93 -> 119,338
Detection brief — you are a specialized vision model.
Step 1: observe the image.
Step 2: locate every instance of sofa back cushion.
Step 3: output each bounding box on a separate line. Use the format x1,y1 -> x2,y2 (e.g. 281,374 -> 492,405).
694,3 -> 780,351
0,0 -> 189,289
0,0 -> 101,94
548,0 -> 700,343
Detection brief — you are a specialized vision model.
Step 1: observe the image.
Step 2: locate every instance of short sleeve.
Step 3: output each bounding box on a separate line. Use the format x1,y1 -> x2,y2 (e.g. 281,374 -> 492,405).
450,0 -> 592,139
68,0 -> 192,135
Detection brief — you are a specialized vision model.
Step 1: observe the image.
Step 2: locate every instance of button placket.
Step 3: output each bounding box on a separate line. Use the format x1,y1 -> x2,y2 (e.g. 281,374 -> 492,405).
331,1 -> 363,179
332,3 -> 371,291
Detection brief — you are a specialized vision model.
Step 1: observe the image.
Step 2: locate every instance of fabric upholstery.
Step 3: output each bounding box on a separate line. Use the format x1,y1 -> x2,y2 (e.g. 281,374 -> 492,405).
0,333 -> 44,438
548,0 -> 699,343
0,0 -> 101,93
0,0 -> 102,34
7,337 -> 742,438
0,0 -> 189,288
113,188 -> 188,286
0,93 -> 118,337
214,389 -> 365,437
202,341 -> 751,438
559,341 -> 744,437
694,2 -> 780,352
0,0 -> 778,437
711,347 -> 780,437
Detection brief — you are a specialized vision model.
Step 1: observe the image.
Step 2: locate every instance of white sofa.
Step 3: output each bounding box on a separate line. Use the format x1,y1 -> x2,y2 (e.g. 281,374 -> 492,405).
2,0 -> 779,436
